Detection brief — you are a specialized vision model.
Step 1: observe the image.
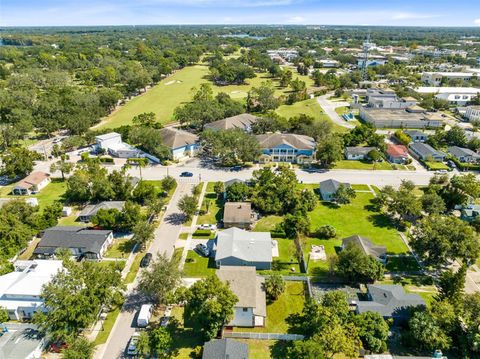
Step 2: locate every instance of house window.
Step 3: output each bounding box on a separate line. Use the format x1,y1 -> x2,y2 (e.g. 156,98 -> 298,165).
243,308 -> 248,312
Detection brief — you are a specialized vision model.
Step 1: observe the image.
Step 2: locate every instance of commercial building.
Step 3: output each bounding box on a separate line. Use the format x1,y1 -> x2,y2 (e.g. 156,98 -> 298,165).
465,106 -> 480,122
359,107 -> 443,129
415,87 -> 480,106
366,88 -> 417,109
421,72 -> 475,86
95,132 -> 159,162
0,260 -> 63,320
256,133 -> 316,164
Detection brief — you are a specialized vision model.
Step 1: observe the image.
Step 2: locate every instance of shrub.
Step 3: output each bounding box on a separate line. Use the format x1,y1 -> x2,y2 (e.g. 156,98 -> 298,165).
315,225 -> 336,239
193,229 -> 212,237
98,156 -> 114,163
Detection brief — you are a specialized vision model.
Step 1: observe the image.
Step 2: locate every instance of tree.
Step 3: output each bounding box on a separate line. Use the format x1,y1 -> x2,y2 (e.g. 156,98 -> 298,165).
0,147 -> 39,179
264,274 -> 286,301
282,213 -> 310,238
288,339 -> 325,359
200,128 -> 260,166
92,208 -> 120,230
226,182 -> 250,202
213,181 -> 225,198
410,215 -> 479,268
138,253 -> 182,305
437,265 -> 466,304
315,225 -> 336,239
247,81 -> 280,112
353,311 -> 389,353
148,327 -> 173,358
183,275 -> 238,339
421,192 -> 446,215
0,307 -> 8,323
132,180 -> 157,205
279,69 -> 293,87
314,322 -> 360,359
34,262 -> 123,342
299,189 -> 318,212
132,112 -> 157,127
407,310 -> 451,351
336,242 -> 385,283
316,135 -> 343,168
333,184 -> 356,205
161,176 -> 176,193
50,155 -> 74,180
178,194 -> 197,220
133,220 -> 155,249
61,337 -> 95,359
368,149 -> 383,162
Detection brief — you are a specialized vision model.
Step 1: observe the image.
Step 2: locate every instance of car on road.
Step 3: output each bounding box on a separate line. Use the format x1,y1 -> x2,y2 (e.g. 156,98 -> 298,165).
180,171 -> 193,177
446,160 -> 457,169
52,137 -> 63,144
435,169 -> 448,174
140,253 -> 152,268
195,243 -> 210,257
198,224 -> 217,231
126,333 -> 140,356
231,165 -> 242,171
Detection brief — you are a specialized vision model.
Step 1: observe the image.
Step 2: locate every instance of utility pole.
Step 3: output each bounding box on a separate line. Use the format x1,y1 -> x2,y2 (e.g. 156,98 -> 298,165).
362,33 -> 371,81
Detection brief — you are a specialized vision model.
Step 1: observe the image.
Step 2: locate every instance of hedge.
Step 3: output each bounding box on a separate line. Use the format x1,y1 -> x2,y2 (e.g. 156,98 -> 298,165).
99,157 -> 114,163
193,229 -> 212,237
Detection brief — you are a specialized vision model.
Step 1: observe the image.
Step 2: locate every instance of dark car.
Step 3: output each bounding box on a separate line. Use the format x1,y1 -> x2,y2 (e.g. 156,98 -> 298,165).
231,166 -> 242,172
195,243 -> 210,257
140,253 -> 153,268
180,171 -> 193,177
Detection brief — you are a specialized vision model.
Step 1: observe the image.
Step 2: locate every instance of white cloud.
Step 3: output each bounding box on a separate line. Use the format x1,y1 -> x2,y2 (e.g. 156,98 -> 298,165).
391,12 -> 439,20
474,18 -> 480,26
287,16 -> 305,23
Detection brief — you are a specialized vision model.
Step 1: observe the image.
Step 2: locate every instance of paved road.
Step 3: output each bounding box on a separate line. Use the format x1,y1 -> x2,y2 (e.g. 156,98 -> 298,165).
96,182 -> 194,359
317,94 -> 355,129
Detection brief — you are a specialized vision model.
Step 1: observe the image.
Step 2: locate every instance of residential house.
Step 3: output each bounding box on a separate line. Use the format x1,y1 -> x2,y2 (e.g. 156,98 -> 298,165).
404,130 -> 428,143
0,324 -> 46,359
159,127 -> 200,161
216,266 -> 267,327
421,72 -> 475,86
409,142 -> 446,162
465,106 -> 480,122
215,227 -> 273,270
355,284 -> 426,324
344,147 -> 376,160
223,178 -> 246,199
461,204 -> 480,221
204,114 -> 258,132
386,144 -> 409,164
319,179 -> 350,201
12,171 -> 50,196
448,146 -> 480,163
202,338 -> 248,359
34,226 -> 114,260
342,235 -> 387,263
318,59 -> 340,68
415,87 -> 480,106
223,202 -> 254,229
0,260 -> 63,320
78,201 -> 125,222
256,133 -> 316,164
94,132 -> 158,162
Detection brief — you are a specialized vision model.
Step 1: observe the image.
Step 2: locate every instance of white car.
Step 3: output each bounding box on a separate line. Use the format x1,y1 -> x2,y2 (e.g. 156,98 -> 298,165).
126,333 -> 140,356
198,224 -> 217,231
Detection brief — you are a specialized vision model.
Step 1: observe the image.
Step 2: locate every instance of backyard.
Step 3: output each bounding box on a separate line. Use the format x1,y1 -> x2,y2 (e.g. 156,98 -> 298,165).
334,159 -> 396,170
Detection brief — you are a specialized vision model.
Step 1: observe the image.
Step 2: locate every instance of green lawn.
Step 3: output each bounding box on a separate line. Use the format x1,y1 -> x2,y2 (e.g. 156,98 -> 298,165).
0,179 -> 67,212
93,307 -> 121,346
197,192 -> 224,225
253,215 -> 283,232
423,161 -> 449,171
259,238 -> 301,276
104,237 -> 136,259
334,160 -> 394,170
386,256 -> 421,272
170,306 -> 204,359
182,250 -> 216,278
234,282 -> 305,333
350,184 -> 371,191
124,251 -> 144,284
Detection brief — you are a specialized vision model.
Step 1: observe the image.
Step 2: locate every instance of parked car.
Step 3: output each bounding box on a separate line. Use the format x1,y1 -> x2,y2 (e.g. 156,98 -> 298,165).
137,304 -> 153,328
160,306 -> 173,327
198,224 -> 217,231
126,333 -> 140,356
140,253 -> 152,268
231,166 -> 242,171
195,243 -> 210,257
446,160 -> 457,169
435,169 -> 448,174
180,171 -> 193,177
52,137 -> 63,144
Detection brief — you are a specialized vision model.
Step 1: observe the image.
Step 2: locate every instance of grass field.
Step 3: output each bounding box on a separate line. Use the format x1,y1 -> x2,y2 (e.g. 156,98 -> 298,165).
170,306 -> 204,359
234,282 -> 305,333
334,160 -> 394,170
423,161 -> 449,171
97,64 -> 321,130
93,307 -> 121,346
197,191 -> 224,225
104,237 -> 136,259
182,250 -> 216,277
253,215 -> 283,232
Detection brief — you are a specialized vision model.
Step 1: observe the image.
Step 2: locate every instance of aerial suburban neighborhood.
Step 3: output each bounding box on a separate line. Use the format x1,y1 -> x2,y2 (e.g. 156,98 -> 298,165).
1,3 -> 480,359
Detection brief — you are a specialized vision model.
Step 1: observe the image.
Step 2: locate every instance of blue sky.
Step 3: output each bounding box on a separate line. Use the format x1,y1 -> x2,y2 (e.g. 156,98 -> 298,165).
1,0 -> 480,27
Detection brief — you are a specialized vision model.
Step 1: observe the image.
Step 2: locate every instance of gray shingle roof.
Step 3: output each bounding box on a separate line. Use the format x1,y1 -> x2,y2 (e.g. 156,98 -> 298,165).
356,284 -> 425,318
35,226 -> 112,255
448,146 -> 478,158
409,142 -> 446,158
345,147 -> 376,156
404,130 -> 427,138
319,179 -> 350,195
215,228 -> 272,264
202,338 -> 249,359
255,133 -> 316,150
342,235 -> 387,260
223,202 -> 252,225
78,201 -> 125,218
0,324 -> 44,359
204,114 -> 258,131
159,127 -> 198,149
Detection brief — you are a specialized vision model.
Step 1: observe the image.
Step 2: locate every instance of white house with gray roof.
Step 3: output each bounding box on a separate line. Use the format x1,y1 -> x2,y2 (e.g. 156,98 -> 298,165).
78,201 -> 125,222
159,127 -> 199,160
342,235 -> 387,263
404,130 -> 428,143
215,227 -> 272,270
319,179 -> 350,201
344,146 -> 376,160
355,284 -> 425,324
448,146 -> 480,163
409,142 -> 446,162
216,266 -> 266,327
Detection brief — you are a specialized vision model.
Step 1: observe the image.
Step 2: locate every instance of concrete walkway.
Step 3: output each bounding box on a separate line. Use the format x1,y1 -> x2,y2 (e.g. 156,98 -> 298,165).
316,93 -> 355,129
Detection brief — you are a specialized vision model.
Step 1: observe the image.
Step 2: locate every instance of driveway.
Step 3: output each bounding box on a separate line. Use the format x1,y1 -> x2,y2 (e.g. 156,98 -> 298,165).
316,94 -> 355,129
96,182 -> 195,359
